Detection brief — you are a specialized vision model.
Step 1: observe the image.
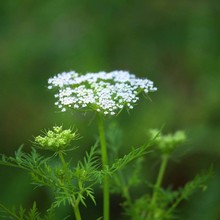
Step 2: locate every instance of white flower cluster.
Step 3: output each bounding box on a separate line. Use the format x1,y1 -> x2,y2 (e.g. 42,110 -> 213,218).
48,70 -> 157,115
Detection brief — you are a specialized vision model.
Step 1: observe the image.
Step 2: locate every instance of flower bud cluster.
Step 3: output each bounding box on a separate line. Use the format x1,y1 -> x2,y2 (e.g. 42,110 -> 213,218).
35,126 -> 78,151
48,70 -> 157,115
149,129 -> 186,154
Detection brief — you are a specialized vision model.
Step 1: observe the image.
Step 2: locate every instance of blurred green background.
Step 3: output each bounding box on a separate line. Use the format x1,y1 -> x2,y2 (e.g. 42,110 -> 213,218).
0,1 -> 220,219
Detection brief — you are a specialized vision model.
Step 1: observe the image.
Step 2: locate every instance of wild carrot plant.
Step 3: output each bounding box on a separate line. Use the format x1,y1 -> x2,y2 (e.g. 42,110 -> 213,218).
0,70 -> 211,220
47,70 -> 157,220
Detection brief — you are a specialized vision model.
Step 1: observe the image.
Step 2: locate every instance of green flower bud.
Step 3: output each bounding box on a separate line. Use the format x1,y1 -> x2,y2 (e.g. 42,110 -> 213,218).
149,129 -> 186,154
34,126 -> 79,151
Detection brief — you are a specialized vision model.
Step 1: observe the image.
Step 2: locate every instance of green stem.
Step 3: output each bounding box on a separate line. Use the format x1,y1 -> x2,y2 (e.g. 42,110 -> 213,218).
58,152 -> 67,169
58,152 -> 71,185
97,113 -> 109,220
58,152 -> 82,220
73,202 -> 82,220
165,193 -> 184,216
146,154 -> 169,220
123,186 -> 132,206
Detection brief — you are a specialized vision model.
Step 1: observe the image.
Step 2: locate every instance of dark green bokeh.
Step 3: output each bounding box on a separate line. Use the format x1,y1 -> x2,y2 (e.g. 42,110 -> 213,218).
0,1 -> 220,219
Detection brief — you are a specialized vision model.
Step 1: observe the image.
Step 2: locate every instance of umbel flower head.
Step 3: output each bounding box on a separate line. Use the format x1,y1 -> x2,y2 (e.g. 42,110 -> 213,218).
48,70 -> 157,115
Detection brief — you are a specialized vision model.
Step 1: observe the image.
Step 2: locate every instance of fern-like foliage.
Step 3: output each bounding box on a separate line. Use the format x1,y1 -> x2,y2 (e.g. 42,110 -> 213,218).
107,127 -> 161,178
164,167 -> 213,217
103,126 -> 213,220
0,146 -> 49,170
0,146 -> 55,188
109,143 -> 151,174
0,143 -> 104,217
0,125 -> 213,220
0,202 -> 56,220
121,168 -> 213,220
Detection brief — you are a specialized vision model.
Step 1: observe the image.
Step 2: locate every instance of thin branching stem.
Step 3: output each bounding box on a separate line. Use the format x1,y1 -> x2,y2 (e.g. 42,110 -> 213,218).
146,154 -> 169,220
165,194 -> 184,216
97,113 -> 109,220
